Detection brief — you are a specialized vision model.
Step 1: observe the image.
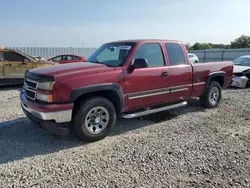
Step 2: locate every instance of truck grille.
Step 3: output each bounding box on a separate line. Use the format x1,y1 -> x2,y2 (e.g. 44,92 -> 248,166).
23,79 -> 38,100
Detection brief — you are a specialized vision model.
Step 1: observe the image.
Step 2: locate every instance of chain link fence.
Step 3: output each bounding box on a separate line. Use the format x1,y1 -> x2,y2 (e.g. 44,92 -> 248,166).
189,48 -> 250,62
6,46 -> 250,63
7,47 -> 97,59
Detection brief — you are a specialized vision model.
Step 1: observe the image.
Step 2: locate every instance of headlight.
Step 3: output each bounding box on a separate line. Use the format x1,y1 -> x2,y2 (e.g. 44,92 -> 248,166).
37,93 -> 53,102
38,82 -> 55,90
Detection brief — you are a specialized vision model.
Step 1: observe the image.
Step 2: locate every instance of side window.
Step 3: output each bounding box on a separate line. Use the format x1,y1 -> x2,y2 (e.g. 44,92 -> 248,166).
243,58 -> 250,66
165,43 -> 186,65
71,56 -> 80,60
3,52 -> 25,62
134,43 -> 164,67
52,56 -> 62,61
67,56 -> 73,61
61,55 -> 67,61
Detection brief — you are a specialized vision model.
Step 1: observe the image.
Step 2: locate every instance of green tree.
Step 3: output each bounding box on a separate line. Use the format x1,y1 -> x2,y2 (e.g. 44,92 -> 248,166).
231,35 -> 250,48
190,42 -> 212,50
208,43 -> 231,49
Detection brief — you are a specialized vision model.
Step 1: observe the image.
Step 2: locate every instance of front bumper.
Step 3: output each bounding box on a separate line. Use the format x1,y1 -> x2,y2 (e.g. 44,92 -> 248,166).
231,76 -> 249,88
21,102 -> 72,123
22,105 -> 71,136
20,90 -> 73,123
20,90 -> 73,136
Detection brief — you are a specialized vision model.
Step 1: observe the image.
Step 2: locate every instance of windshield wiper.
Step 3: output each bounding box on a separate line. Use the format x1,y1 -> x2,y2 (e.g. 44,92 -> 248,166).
88,61 -> 114,67
87,60 -> 102,64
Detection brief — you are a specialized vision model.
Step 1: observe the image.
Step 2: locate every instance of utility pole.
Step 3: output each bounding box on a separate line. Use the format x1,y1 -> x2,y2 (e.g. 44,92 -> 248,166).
77,31 -> 80,48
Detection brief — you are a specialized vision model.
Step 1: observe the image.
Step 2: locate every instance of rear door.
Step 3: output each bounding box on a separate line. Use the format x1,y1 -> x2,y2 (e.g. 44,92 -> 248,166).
164,42 -> 193,101
66,55 -> 78,63
3,51 -> 32,83
65,55 -> 82,63
124,42 -> 170,110
60,55 -> 68,64
71,55 -> 82,62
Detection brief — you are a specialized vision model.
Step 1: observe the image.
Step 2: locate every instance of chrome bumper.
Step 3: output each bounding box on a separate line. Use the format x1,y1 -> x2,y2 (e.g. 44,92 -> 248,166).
231,76 -> 249,88
21,102 -> 72,123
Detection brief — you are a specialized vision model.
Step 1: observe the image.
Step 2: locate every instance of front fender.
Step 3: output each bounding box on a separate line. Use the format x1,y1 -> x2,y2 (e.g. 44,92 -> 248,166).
68,83 -> 125,112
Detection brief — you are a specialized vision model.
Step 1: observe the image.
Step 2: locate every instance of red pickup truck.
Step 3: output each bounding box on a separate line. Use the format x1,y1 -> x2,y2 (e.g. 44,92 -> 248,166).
20,39 -> 233,142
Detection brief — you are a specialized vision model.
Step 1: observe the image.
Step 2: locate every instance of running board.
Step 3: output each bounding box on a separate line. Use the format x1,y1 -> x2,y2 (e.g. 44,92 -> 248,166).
121,101 -> 188,119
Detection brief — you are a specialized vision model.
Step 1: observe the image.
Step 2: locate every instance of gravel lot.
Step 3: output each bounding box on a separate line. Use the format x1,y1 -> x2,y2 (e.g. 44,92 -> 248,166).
0,86 -> 249,188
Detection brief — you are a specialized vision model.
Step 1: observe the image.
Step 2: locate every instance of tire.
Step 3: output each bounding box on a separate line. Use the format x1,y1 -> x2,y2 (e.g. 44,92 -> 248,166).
200,81 -> 222,108
194,61 -> 198,64
73,97 -> 117,142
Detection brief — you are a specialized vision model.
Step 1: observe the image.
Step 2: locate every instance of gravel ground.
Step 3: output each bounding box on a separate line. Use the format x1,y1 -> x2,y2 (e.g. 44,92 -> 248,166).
0,86 -> 249,188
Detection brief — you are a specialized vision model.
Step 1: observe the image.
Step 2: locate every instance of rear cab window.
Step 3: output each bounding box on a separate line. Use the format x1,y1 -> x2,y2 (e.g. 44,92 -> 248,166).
165,43 -> 187,66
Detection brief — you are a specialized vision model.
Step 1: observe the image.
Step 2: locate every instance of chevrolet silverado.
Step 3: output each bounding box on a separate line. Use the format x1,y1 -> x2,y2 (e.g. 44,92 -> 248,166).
20,39 -> 234,142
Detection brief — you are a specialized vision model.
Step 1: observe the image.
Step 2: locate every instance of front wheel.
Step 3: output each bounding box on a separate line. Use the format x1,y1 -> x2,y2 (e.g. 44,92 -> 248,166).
73,97 -> 117,142
200,81 -> 222,108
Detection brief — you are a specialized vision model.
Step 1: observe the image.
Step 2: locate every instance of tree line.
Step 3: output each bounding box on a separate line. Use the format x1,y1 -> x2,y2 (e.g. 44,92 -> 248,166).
186,35 -> 250,50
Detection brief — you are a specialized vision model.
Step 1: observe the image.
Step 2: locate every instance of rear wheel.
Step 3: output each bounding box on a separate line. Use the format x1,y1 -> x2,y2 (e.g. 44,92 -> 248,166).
73,97 -> 116,142
200,81 -> 222,108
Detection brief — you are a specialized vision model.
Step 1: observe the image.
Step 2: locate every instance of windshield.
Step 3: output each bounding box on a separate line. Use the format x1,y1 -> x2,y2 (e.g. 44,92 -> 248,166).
233,57 -> 250,66
15,49 -> 37,61
86,43 -> 135,67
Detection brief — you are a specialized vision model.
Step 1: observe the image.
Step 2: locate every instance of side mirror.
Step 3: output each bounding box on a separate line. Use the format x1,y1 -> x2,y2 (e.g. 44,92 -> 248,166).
130,58 -> 148,69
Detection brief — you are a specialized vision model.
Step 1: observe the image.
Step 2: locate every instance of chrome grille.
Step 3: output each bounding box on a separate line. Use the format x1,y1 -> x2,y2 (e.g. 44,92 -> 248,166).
24,79 -> 38,100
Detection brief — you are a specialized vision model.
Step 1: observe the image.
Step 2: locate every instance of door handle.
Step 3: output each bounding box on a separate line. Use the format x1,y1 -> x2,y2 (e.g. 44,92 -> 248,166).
161,72 -> 168,77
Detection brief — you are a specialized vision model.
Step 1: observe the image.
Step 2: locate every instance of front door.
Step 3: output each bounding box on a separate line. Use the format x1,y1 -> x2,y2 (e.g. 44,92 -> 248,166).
124,43 -> 170,111
2,51 -> 32,84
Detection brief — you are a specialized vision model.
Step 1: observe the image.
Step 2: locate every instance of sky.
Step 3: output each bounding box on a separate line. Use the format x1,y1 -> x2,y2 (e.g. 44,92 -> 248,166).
1,0 -> 250,48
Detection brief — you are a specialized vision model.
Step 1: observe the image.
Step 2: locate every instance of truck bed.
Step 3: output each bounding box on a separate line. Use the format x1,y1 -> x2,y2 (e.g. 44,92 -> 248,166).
191,61 -> 233,97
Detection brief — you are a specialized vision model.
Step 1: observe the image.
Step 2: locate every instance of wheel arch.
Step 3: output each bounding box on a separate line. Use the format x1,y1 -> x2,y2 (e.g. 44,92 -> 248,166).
205,71 -> 226,90
69,83 -> 124,117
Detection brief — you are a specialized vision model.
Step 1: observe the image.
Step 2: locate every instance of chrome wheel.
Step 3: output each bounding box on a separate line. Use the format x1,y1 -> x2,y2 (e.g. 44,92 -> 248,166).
84,106 -> 109,135
209,87 -> 219,105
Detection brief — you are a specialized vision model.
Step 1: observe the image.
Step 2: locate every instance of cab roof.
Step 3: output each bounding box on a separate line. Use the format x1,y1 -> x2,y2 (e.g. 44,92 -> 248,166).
105,39 -> 182,44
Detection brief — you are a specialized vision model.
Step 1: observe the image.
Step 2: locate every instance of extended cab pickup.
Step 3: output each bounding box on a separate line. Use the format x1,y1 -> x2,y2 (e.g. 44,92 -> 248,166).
20,40 -> 233,142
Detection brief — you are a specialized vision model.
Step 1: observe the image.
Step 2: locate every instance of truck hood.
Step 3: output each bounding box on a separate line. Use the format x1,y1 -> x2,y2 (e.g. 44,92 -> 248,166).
233,65 -> 250,73
28,62 -> 114,81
